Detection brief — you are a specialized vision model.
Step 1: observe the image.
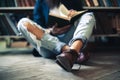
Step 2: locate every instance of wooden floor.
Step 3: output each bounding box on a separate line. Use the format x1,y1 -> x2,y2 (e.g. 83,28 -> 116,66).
0,45 -> 120,80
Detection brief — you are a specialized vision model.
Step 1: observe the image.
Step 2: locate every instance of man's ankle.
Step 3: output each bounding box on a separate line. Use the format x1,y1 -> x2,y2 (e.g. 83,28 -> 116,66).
61,45 -> 70,52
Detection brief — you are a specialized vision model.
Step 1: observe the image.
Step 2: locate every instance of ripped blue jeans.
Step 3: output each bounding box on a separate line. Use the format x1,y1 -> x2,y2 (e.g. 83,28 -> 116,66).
17,12 -> 96,58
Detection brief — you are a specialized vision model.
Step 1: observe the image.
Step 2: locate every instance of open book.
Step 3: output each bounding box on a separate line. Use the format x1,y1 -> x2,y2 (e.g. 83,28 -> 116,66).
47,4 -> 87,27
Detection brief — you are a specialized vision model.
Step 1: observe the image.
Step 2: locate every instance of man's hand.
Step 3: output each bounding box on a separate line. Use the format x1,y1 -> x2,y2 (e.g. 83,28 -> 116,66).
67,9 -> 77,18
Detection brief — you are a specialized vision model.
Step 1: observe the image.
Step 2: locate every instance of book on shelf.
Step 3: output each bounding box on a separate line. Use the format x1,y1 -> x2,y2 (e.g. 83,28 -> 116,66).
85,0 -> 91,7
0,0 -> 36,7
0,14 -> 20,35
0,14 -> 9,35
4,14 -> 20,35
88,0 -> 95,6
111,0 -> 118,7
82,0 -> 120,7
47,4 -> 87,27
81,0 -> 87,7
94,12 -> 117,35
0,14 -> 15,35
0,0 -> 16,7
85,0 -> 94,7
117,0 -> 120,7
114,14 -> 120,34
97,0 -> 105,7
16,0 -> 36,7
92,0 -> 99,7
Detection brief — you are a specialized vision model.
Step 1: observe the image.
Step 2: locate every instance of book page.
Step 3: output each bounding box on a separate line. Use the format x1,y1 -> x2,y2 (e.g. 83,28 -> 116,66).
49,4 -> 70,20
59,4 -> 69,17
49,4 -> 87,21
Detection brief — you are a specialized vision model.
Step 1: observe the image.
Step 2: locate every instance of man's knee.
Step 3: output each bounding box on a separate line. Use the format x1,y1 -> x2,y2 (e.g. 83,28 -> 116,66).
17,18 -> 30,31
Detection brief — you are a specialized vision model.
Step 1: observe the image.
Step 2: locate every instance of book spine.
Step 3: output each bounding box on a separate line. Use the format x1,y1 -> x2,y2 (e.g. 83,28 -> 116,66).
3,14 -> 16,35
111,0 -> 118,7
92,0 -> 99,7
102,0 -> 108,7
14,0 -> 18,7
10,0 -> 16,7
88,0 -> 95,6
21,0 -> 26,7
118,15 -> 120,34
29,0 -> 36,6
116,14 -> 120,34
105,0 -> 112,7
24,0 -> 30,7
85,0 -> 91,7
116,0 -> 120,7
0,0 -> 6,7
4,13 -> 19,35
16,0 -> 22,7
81,0 -> 87,6
97,0 -> 105,7
5,0 -> 9,7
0,15 -> 9,35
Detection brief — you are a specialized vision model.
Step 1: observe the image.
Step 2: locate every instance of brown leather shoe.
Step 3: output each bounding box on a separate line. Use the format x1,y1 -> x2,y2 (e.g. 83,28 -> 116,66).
56,49 -> 78,72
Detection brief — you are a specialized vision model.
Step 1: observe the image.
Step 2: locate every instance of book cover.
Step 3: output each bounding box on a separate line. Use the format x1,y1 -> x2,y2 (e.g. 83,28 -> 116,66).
102,0 -> 108,7
4,13 -> 20,35
47,4 -> 87,27
105,0 -> 112,7
0,1 -> 6,7
94,12 -> 114,34
14,0 -> 18,7
88,0 -> 95,6
117,0 -> 120,7
81,0 -> 87,7
92,0 -> 99,7
0,15 -> 9,35
24,0 -> 30,7
97,0 -> 105,6
2,14 -> 16,35
16,0 -> 22,7
111,0 -> 118,7
85,0 -> 91,7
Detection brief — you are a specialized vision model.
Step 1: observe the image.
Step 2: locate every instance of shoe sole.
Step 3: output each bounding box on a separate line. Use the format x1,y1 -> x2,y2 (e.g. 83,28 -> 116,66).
56,55 -> 71,72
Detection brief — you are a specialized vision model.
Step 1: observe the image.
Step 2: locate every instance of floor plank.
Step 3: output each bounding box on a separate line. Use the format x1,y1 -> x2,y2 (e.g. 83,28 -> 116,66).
0,48 -> 120,80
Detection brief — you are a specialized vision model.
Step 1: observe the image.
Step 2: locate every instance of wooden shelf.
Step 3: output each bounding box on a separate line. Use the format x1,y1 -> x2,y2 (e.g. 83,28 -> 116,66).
1,6 -> 120,12
93,34 -> 120,37
0,7 -> 34,13
83,7 -> 120,12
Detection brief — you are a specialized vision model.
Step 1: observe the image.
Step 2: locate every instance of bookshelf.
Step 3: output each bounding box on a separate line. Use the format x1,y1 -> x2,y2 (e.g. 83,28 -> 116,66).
81,0 -> 120,46
81,0 -> 120,36
0,0 -> 35,36
83,7 -> 120,11
0,0 -> 36,47
1,0 -> 120,47
0,7 -> 34,13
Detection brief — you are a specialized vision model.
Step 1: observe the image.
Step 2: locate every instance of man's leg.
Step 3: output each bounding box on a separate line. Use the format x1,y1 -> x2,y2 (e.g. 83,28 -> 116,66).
56,12 -> 96,71
17,18 -> 66,58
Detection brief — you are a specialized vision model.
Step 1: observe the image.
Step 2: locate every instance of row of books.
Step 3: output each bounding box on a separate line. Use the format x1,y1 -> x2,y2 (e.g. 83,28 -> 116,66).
114,14 -> 120,34
1,13 -> 120,35
0,13 -> 33,35
0,14 -> 19,35
93,12 -> 120,35
82,0 -> 120,7
0,0 -> 36,7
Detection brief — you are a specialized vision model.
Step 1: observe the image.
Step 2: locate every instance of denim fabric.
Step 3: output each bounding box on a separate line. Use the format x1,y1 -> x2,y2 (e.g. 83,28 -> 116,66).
17,18 -> 66,58
33,0 -> 49,28
17,12 -> 95,58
